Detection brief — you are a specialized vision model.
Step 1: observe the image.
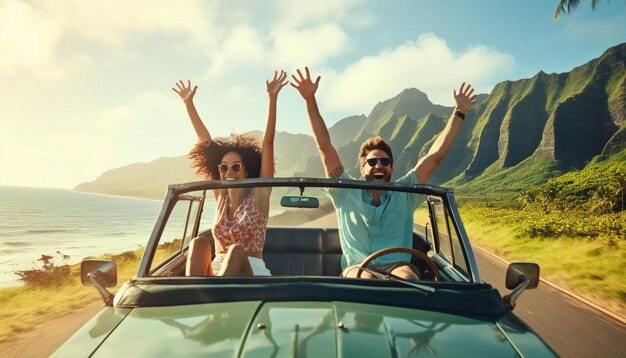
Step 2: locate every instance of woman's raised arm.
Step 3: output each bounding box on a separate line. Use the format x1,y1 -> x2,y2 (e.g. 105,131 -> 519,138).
172,80 -> 211,141
260,70 -> 288,178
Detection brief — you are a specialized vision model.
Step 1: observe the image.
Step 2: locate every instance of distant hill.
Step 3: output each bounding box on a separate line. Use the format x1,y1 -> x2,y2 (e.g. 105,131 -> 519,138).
74,156 -> 201,199
74,131 -> 320,199
295,88 -> 456,178
75,42 -> 626,200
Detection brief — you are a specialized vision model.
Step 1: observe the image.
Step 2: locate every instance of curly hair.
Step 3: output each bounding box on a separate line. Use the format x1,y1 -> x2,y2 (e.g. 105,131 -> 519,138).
189,134 -> 262,180
358,136 -> 394,167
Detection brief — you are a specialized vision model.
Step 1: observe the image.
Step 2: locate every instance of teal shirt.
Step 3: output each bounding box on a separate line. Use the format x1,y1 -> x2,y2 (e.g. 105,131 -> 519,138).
326,170 -> 420,269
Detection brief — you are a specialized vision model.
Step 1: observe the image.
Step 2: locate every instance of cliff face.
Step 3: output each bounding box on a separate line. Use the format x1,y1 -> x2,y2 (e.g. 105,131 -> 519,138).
76,43 -> 626,199
465,43 -> 624,177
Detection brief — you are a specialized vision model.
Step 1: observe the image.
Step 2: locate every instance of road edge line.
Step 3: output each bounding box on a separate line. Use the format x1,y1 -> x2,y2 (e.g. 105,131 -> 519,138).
472,243 -> 626,325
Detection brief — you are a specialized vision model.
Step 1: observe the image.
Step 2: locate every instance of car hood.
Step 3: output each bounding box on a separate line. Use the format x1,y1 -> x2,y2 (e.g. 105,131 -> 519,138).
56,300 -> 554,357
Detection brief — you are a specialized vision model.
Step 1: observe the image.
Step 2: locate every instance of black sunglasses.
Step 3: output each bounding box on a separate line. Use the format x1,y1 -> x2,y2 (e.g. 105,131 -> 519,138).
365,158 -> 392,167
218,163 -> 242,173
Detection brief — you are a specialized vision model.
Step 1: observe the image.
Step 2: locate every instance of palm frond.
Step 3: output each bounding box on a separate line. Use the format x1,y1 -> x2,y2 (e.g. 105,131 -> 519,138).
555,0 -> 583,21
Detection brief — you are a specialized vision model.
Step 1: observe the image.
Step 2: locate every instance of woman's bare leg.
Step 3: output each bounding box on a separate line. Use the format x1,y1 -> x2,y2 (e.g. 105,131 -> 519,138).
218,244 -> 253,276
186,237 -> 214,276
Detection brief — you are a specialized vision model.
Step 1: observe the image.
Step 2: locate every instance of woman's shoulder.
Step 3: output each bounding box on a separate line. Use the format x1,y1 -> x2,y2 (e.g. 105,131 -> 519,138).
249,187 -> 271,215
250,187 -> 271,200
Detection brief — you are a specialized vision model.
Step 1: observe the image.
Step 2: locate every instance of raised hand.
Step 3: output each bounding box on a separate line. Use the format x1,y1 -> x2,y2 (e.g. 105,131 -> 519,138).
172,80 -> 197,104
266,70 -> 289,97
453,82 -> 478,113
290,67 -> 320,100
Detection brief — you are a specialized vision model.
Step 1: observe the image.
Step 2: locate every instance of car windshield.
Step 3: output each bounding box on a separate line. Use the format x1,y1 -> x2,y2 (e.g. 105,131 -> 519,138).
140,178 -> 476,285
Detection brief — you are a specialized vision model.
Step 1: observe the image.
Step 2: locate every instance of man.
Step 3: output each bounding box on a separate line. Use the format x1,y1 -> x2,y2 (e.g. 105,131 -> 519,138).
291,67 -> 477,280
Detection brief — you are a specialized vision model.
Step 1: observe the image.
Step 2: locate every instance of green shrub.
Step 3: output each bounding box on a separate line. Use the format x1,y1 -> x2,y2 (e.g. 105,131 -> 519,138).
520,162 -> 626,214
14,252 -> 73,287
106,250 -> 137,262
460,202 -> 626,240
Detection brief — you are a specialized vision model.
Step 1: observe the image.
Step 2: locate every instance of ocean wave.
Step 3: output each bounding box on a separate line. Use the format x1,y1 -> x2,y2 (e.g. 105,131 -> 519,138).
2,241 -> 30,247
102,232 -> 128,237
0,249 -> 19,254
24,229 -> 81,235
0,224 -> 24,229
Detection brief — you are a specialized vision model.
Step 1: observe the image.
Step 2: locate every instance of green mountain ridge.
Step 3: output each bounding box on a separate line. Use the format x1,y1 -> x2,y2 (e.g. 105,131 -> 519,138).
454,42 -> 625,192
75,42 -> 626,201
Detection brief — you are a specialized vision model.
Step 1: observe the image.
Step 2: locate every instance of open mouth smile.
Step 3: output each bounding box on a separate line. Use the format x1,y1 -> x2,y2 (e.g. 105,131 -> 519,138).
373,173 -> 385,179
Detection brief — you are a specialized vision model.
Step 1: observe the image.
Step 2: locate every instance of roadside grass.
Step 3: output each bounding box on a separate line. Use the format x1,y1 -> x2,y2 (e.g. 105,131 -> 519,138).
414,204 -> 625,316
458,206 -> 626,316
0,248 -> 144,342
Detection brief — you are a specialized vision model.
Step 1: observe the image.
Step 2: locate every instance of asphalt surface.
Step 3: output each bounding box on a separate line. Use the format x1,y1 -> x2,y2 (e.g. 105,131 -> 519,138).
473,244 -> 626,357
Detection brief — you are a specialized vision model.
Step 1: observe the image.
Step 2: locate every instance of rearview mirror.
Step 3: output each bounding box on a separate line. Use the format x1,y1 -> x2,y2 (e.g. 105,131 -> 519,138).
81,259 -> 117,287
506,262 -> 539,289
280,196 -> 319,208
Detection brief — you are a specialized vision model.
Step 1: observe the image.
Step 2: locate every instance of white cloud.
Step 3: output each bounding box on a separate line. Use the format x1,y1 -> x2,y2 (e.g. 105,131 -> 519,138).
0,0 -> 64,74
0,0 -> 217,77
63,0 -> 217,50
204,0 -> 365,78
0,0 -> 364,80
320,34 -> 514,112
271,24 -> 349,69
205,21 -> 352,78
205,25 -> 266,77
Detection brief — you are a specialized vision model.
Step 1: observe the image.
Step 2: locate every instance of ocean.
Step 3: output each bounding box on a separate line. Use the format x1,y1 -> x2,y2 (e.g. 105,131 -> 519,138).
0,186 -> 179,288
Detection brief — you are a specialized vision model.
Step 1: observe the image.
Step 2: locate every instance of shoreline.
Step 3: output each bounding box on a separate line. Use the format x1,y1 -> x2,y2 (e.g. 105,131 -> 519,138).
72,188 -> 165,201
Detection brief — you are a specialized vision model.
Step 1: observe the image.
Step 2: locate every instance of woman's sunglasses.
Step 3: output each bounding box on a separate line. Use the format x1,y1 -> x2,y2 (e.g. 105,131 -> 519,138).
365,158 -> 392,167
218,163 -> 242,173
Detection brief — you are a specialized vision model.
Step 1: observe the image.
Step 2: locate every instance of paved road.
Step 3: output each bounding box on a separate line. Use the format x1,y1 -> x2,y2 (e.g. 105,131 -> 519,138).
0,299 -> 104,357
473,244 -> 626,357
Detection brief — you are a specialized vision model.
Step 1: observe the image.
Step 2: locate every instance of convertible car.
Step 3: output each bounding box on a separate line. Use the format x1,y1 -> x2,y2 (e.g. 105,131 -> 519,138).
54,178 -> 556,357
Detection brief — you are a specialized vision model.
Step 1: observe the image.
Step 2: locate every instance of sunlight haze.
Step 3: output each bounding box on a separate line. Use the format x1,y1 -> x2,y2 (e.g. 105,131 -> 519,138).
0,0 -> 624,188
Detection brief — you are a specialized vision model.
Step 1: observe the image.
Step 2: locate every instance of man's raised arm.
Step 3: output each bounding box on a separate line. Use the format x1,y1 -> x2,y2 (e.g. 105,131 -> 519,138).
414,82 -> 477,183
291,67 -> 344,178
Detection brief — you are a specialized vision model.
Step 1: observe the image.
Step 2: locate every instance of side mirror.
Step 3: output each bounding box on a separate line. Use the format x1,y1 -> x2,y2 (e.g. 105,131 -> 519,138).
280,196 -> 319,208
81,259 -> 117,306
81,259 -> 117,287
503,262 -> 540,311
506,262 -> 539,290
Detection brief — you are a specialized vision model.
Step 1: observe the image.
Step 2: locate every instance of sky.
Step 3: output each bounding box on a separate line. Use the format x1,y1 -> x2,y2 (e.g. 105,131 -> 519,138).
0,0 -> 624,189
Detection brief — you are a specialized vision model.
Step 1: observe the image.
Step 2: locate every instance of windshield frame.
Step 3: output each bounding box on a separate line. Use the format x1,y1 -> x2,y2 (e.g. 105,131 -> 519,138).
136,177 -> 481,283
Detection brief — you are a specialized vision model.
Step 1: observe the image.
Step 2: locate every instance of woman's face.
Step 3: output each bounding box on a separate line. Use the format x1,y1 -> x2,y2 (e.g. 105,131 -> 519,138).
218,151 -> 247,180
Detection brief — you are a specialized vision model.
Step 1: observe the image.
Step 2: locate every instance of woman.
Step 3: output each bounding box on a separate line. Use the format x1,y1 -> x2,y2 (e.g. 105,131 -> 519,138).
172,70 -> 288,277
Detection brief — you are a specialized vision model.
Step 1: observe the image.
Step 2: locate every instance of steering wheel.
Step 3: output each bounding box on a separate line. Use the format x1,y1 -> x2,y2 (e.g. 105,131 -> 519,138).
356,247 -> 441,281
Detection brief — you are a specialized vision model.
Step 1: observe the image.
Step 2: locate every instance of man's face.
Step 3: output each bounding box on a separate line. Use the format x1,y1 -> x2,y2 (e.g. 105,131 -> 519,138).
360,149 -> 393,182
